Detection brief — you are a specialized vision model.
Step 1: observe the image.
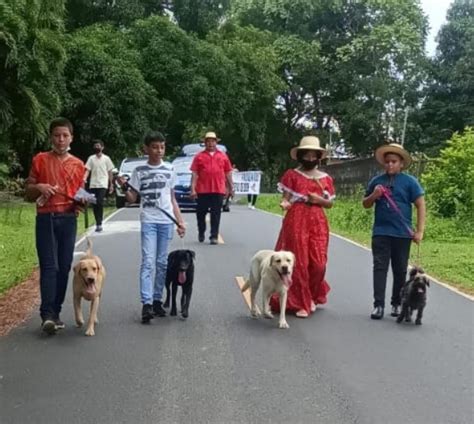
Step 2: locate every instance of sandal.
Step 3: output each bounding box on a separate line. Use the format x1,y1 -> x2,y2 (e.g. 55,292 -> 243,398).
311,301 -> 317,312
296,309 -> 309,318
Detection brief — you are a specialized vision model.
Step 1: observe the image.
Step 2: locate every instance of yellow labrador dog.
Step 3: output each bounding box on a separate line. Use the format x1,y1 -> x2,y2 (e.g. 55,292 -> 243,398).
73,238 -> 105,336
241,250 -> 295,329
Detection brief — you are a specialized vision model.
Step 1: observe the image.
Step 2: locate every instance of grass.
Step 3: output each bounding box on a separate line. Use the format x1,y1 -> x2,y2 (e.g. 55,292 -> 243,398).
254,194 -> 474,295
0,202 -> 115,295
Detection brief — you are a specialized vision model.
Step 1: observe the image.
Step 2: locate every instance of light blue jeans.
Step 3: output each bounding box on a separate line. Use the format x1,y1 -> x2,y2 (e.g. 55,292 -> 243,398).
140,222 -> 173,305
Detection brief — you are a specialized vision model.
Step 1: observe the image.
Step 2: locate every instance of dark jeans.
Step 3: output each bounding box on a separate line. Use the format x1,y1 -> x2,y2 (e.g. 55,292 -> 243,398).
36,213 -> 77,320
196,194 -> 224,240
247,194 -> 258,206
372,236 -> 411,308
90,188 -> 107,226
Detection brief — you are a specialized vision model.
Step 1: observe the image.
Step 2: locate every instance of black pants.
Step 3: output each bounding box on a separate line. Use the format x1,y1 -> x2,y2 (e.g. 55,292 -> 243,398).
372,236 -> 411,308
247,194 -> 258,206
36,213 -> 77,320
90,188 -> 107,226
196,194 -> 224,240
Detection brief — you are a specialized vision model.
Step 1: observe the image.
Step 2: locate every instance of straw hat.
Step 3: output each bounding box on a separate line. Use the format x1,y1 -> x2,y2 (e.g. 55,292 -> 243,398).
290,136 -> 327,160
375,143 -> 412,167
203,131 -> 220,141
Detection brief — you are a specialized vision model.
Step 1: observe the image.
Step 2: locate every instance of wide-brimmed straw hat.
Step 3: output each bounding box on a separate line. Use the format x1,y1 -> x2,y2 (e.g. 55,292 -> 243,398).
375,143 -> 412,167
202,131 -> 220,141
290,136 -> 327,160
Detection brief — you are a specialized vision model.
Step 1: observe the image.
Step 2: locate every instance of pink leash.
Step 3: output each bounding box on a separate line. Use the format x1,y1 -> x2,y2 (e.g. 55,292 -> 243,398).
380,186 -> 414,237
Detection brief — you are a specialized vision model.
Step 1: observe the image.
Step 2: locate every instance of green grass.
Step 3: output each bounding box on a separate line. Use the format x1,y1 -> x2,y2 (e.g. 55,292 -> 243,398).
255,194 -> 474,295
0,202 -> 115,295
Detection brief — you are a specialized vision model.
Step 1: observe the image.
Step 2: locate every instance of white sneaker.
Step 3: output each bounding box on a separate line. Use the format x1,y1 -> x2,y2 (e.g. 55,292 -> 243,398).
248,204 -> 252,209
250,205 -> 255,210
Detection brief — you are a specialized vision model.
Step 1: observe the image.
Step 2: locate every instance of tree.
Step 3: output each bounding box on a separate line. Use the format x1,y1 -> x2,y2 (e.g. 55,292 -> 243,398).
416,0 -> 474,152
63,24 -> 171,160
0,0 -> 66,171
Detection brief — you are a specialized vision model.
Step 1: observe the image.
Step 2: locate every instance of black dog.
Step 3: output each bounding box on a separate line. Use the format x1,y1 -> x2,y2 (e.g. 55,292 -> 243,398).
397,267 -> 430,325
163,250 -> 195,319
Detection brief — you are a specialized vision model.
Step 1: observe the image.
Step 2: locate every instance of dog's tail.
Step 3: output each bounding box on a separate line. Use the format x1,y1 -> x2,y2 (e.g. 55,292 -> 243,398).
241,279 -> 250,292
85,237 -> 93,257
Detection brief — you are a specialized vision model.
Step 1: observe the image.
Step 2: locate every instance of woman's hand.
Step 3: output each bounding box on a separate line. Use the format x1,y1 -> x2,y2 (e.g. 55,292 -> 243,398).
308,192 -> 324,205
280,199 -> 291,211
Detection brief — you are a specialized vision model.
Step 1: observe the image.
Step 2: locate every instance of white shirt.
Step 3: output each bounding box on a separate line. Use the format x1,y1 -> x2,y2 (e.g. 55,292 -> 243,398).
85,154 -> 115,189
129,161 -> 176,224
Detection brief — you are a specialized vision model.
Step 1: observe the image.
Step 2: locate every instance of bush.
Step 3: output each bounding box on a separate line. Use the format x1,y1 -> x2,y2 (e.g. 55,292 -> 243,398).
422,128 -> 474,230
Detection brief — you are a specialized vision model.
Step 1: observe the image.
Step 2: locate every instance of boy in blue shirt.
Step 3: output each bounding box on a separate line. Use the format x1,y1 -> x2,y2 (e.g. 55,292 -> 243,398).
117,131 -> 186,323
363,143 -> 426,320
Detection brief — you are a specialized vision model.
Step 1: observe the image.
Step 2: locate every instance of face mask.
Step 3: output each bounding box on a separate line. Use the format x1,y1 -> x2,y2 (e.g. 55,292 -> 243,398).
300,159 -> 319,170
94,147 -> 102,154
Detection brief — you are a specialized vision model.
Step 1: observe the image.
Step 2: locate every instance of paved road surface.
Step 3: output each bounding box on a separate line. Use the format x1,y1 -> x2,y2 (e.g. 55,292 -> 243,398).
1,206 -> 472,424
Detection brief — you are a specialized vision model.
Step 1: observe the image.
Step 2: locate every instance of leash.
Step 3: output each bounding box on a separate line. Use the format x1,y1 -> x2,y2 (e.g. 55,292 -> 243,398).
380,186 -> 415,237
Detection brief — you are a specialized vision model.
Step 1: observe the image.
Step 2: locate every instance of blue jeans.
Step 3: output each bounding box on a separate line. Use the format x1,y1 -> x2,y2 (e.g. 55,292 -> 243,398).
140,222 -> 173,305
36,213 -> 77,320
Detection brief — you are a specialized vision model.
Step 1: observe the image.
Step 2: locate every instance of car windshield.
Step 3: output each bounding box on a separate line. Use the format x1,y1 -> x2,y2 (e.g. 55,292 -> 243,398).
179,144 -> 227,156
120,158 -> 148,173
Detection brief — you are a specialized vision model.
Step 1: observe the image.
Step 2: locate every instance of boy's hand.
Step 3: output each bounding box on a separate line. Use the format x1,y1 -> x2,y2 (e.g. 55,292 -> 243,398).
373,185 -> 385,199
37,183 -> 57,198
177,222 -> 186,238
413,230 -> 424,244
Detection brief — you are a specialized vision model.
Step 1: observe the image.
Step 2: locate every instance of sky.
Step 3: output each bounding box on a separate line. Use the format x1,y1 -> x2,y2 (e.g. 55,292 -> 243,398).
421,0 -> 454,56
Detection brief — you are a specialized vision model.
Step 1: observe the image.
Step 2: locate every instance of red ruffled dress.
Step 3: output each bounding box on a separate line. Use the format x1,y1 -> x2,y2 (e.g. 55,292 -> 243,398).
270,169 -> 335,314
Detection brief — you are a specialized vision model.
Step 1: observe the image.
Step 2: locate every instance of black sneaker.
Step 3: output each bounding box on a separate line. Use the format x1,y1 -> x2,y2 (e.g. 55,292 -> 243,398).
198,234 -> 205,243
41,319 -> 57,335
54,318 -> 65,330
95,225 -> 103,233
141,304 -> 154,324
153,300 -> 167,317
390,305 -> 400,317
210,238 -> 218,245
370,306 -> 384,320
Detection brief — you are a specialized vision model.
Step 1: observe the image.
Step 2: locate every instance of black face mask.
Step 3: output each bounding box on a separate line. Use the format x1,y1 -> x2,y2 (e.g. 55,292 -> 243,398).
93,147 -> 102,154
300,159 -> 319,170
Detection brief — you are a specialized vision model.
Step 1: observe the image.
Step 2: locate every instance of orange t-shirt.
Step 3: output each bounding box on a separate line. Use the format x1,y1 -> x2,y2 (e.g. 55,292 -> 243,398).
28,152 -> 85,213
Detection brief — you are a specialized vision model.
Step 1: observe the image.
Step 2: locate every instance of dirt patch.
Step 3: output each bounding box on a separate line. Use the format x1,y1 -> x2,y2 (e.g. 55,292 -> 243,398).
0,269 -> 40,336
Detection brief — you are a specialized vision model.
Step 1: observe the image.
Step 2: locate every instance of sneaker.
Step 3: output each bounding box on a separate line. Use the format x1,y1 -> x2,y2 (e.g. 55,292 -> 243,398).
54,318 -> 65,330
250,205 -> 256,210
390,305 -> 400,317
95,225 -> 103,232
41,319 -> 57,335
152,300 -> 166,317
370,306 -> 384,320
141,304 -> 154,324
198,234 -> 205,243
210,238 -> 218,245
248,203 -> 252,209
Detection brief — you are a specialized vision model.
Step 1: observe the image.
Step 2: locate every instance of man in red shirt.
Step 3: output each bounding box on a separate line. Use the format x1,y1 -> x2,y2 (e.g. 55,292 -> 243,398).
190,132 -> 234,245
26,117 -> 86,334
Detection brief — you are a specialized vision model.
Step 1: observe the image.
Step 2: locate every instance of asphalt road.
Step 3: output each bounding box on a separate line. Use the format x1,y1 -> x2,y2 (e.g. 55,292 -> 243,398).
1,206 -> 473,424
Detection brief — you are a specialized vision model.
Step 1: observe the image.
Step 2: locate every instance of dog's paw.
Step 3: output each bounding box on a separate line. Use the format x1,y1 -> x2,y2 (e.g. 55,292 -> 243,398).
170,309 -> 177,316
405,317 -> 412,323
264,311 -> 274,319
181,311 -> 188,319
279,320 -> 289,329
85,328 -> 95,336
396,316 -> 403,323
415,319 -> 422,325
76,320 -> 84,328
250,309 -> 259,318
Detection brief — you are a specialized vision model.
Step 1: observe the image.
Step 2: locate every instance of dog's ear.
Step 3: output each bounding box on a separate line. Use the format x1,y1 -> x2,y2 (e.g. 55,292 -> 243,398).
94,258 -> 102,271
73,261 -> 81,273
409,268 -> 418,279
425,278 -> 430,287
289,251 -> 296,264
188,250 -> 195,260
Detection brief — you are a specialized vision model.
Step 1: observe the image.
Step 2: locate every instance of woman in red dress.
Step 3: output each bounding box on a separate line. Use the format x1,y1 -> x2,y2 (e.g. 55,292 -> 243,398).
270,136 -> 335,318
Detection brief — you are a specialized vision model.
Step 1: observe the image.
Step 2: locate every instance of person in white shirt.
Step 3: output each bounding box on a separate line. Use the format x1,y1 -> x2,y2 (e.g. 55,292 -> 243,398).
84,140 -> 115,232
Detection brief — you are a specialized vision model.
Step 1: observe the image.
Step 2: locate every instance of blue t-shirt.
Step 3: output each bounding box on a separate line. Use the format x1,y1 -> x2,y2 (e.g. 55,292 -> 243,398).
365,172 -> 424,238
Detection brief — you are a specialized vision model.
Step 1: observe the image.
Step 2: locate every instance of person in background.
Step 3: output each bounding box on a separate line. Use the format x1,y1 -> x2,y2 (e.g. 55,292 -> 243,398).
190,131 -> 233,245
25,117 -> 86,334
363,143 -> 425,320
84,140 -> 115,232
270,136 -> 335,318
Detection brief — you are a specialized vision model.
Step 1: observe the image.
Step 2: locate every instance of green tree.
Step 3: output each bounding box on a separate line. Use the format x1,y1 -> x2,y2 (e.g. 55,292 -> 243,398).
0,0 -> 66,171
63,24 -> 171,160
416,0 -> 474,152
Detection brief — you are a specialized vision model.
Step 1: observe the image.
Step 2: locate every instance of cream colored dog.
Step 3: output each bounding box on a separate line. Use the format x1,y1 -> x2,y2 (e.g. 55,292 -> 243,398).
72,238 -> 105,336
241,250 -> 295,329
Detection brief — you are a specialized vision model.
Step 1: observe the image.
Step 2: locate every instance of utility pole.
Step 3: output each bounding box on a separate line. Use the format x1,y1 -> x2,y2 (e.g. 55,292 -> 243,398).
401,106 -> 409,146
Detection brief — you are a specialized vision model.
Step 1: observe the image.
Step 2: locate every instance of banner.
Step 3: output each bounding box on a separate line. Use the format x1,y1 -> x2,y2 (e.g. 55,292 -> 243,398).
233,171 -> 262,195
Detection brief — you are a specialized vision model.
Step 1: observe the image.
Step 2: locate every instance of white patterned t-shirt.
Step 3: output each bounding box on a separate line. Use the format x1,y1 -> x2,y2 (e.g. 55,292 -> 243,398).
128,161 -> 176,224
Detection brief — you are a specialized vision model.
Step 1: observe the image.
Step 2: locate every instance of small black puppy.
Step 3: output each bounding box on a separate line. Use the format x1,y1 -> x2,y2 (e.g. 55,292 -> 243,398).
163,250 -> 195,319
397,267 -> 430,325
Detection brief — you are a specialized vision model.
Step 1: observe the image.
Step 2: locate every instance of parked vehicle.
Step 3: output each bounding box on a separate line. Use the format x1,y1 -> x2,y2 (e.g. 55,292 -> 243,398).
114,156 -> 148,208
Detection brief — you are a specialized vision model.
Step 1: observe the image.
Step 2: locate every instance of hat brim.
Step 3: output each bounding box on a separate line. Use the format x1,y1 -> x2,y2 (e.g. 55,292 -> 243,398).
290,146 -> 327,160
202,137 -> 221,142
375,146 -> 412,167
